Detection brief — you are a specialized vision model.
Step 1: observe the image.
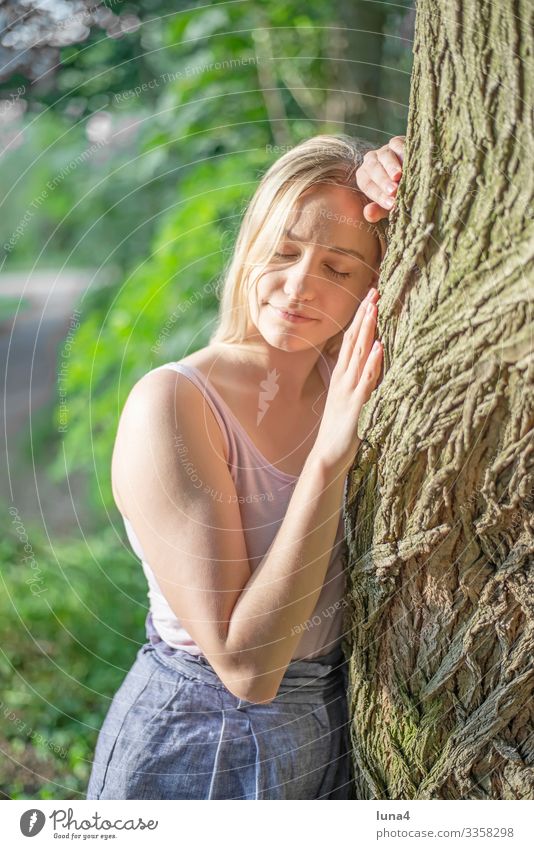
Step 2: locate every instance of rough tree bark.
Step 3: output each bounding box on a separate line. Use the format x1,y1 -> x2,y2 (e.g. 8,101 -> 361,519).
342,0 -> 534,800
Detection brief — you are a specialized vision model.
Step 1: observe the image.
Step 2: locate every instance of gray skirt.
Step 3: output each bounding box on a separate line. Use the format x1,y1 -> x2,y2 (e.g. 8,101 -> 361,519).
86,615 -> 353,800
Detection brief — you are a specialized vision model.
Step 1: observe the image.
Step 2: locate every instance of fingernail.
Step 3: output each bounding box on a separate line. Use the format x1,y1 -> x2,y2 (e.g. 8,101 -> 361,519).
387,182 -> 397,195
384,197 -> 394,209
366,301 -> 374,315
366,287 -> 377,299
372,340 -> 381,352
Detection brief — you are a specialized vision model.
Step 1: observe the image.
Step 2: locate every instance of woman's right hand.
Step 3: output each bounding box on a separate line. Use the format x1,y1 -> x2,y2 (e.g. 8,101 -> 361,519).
356,136 -> 406,223
313,288 -> 382,476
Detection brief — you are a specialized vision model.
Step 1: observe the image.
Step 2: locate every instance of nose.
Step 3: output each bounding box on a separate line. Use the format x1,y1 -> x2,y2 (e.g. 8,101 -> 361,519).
282,256 -> 316,301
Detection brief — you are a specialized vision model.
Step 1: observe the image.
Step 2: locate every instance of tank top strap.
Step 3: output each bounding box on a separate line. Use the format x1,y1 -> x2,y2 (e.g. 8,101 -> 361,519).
157,362 -> 232,461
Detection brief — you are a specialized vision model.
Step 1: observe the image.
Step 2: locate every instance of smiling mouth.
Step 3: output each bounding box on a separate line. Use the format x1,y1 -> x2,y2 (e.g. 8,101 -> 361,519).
269,304 -> 317,323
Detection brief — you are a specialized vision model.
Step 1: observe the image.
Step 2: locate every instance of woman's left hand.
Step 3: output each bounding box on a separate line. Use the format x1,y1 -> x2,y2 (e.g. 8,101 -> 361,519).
356,136 -> 405,223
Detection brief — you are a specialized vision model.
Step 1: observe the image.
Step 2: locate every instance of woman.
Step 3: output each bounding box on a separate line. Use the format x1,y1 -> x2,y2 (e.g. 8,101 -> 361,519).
86,134 -> 405,800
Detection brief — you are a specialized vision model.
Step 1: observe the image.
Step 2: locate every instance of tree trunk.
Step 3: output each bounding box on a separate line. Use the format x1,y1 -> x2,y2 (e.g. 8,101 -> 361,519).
342,0 -> 534,800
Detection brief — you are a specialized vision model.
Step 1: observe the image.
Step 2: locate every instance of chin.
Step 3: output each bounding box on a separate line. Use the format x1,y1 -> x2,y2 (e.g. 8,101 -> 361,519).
259,323 -> 307,351
268,335 -> 303,352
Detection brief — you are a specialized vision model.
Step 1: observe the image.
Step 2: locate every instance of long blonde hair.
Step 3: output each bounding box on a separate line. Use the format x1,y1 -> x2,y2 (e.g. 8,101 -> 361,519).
210,134 -> 388,356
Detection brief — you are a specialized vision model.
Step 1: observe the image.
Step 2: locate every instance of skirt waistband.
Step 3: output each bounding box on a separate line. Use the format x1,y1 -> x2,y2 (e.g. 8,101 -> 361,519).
144,611 -> 347,705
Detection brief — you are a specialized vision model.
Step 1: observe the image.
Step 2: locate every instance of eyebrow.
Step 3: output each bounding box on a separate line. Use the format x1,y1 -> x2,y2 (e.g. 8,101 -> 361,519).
283,229 -> 365,261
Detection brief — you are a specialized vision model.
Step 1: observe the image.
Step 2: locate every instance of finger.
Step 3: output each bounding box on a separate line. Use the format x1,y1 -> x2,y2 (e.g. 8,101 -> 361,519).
353,339 -> 383,407
337,293 -> 376,371
376,147 -> 403,182
348,300 -> 379,386
363,201 -> 390,223
388,136 -> 405,164
361,175 -> 395,213
365,161 -> 398,201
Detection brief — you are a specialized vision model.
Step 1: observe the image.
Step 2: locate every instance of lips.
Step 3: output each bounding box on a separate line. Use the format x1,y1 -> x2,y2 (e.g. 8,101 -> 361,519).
269,304 -> 316,322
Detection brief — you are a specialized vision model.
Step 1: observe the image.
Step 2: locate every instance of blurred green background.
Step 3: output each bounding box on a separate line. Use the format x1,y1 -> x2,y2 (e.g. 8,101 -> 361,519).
0,0 -> 414,798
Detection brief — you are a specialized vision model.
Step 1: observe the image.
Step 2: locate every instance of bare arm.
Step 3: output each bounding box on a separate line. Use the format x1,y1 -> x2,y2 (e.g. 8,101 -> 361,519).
224,449 -> 347,696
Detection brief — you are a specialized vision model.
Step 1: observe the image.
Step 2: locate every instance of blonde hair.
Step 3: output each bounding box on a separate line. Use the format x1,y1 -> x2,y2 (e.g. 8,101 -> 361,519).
210,134 -> 388,355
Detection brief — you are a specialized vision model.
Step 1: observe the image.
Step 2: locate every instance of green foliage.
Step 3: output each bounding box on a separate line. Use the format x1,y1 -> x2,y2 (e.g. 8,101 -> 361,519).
0,523 -> 147,799
0,107 -> 159,270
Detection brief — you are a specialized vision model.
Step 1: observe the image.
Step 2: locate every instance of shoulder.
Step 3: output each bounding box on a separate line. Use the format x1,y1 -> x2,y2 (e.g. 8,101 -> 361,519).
112,354 -> 231,501
119,356 -> 227,449
126,342 -> 228,404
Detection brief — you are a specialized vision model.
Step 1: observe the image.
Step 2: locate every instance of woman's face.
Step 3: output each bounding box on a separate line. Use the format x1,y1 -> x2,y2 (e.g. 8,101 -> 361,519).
246,182 -> 380,354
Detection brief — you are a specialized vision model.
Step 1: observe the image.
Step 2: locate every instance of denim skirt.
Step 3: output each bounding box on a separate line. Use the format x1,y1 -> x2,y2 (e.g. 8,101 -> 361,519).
86,615 -> 353,800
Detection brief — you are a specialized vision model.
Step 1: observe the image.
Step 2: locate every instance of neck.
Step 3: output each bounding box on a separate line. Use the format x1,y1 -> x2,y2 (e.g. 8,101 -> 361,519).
216,336 -> 329,402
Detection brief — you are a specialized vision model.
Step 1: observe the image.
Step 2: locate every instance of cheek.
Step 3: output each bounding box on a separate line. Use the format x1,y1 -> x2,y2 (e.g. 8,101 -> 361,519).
248,273 -> 282,321
245,271 -> 268,313
255,271 -> 278,297
249,267 -> 272,294
322,289 -> 358,326
318,297 -> 363,338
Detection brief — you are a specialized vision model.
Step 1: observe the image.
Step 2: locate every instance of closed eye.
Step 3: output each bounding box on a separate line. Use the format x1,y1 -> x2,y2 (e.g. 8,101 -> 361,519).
325,265 -> 351,279
272,252 -> 352,280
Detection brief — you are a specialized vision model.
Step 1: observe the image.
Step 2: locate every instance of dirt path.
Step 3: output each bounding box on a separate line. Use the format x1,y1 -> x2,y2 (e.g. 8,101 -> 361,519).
1,269 -> 96,535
